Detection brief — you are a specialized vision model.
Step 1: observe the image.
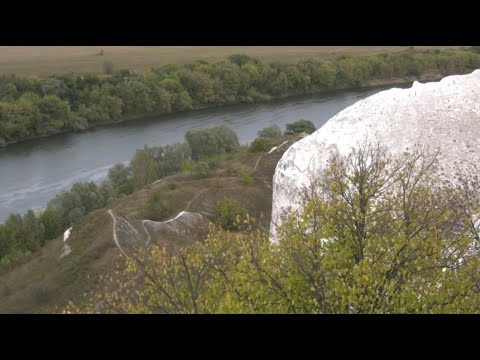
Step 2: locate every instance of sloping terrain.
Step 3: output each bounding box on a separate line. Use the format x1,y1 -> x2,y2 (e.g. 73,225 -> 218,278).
0,135 -> 302,313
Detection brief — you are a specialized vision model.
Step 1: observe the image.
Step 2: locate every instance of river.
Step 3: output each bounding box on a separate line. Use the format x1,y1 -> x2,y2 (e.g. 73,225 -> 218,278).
0,83 -> 412,223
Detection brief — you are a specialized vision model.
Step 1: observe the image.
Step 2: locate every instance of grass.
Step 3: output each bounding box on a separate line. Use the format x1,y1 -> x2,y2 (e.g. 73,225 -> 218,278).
0,46 -> 463,77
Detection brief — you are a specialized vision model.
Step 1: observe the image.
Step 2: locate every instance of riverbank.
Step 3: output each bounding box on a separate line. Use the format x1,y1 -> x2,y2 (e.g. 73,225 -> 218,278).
0,71 -> 446,148
2,48 -> 479,147
0,84 -> 398,223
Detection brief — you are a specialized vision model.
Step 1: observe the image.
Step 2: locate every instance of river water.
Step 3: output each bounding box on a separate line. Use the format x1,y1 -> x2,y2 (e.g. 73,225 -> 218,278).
0,83 -> 412,223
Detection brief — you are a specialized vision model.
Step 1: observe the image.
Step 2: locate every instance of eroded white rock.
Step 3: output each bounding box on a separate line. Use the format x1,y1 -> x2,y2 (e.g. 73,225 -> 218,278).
63,227 -> 72,242
270,69 -> 480,241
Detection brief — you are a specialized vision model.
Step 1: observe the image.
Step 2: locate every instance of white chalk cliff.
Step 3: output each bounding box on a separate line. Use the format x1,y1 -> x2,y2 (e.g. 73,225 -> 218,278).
270,69 -> 480,241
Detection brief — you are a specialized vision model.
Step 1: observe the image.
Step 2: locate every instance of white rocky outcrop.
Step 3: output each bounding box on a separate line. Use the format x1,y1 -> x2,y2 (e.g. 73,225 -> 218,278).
60,227 -> 73,258
270,69 -> 480,241
63,227 -> 72,242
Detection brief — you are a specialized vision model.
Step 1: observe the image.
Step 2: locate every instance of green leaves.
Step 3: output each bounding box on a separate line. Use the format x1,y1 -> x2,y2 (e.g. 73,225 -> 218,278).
284,119 -> 316,135
130,149 -> 160,189
185,125 -> 240,161
214,198 -> 247,231
2,48 -> 480,145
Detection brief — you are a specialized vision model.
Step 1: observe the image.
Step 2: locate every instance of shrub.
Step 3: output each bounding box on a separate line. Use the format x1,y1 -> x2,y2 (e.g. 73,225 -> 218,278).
146,142 -> 192,178
181,159 -> 194,172
193,161 -> 211,178
241,172 -> 254,185
130,149 -> 160,189
249,138 -> 273,153
228,54 -> 254,67
185,125 -> 240,161
257,124 -> 282,139
222,168 -> 236,178
214,197 -> 247,231
285,119 -> 316,135
0,250 -> 32,271
142,193 -> 171,221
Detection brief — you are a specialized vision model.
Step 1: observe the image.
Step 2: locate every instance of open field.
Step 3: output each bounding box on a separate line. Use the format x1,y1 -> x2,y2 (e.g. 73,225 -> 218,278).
0,46 -> 463,76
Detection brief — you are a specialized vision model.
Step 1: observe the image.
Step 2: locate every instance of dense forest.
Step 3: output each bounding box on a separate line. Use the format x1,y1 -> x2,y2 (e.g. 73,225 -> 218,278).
1,47 -> 480,146
0,121 -> 312,270
66,142 -> 480,314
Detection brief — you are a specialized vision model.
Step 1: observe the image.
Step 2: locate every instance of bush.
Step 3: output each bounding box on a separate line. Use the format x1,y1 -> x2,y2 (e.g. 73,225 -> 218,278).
249,138 -> 273,153
193,161 -> 211,178
257,124 -> 282,139
228,54 -> 254,67
285,119 -> 316,135
142,193 -> 171,221
130,149 -> 160,189
107,163 -> 133,195
214,197 -> 247,231
181,159 -> 194,172
223,168 -> 236,178
185,125 -> 240,161
145,142 -> 192,178
241,172 -> 254,185
0,250 -> 32,271
39,208 -> 63,241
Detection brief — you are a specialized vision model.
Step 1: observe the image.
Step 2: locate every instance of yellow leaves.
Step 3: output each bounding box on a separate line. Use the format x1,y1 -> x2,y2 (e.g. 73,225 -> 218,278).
65,143 -> 480,314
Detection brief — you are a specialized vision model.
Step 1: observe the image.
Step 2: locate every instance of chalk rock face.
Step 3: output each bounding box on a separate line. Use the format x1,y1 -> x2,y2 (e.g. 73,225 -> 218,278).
270,69 -> 480,241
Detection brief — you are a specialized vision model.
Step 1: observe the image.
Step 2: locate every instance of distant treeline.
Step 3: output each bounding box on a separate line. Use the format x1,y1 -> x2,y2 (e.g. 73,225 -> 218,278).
0,122 -> 309,270
1,47 -> 480,146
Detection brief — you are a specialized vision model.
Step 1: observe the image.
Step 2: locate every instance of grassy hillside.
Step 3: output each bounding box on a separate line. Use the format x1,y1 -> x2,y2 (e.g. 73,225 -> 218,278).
0,134 -> 302,313
0,46 -> 461,76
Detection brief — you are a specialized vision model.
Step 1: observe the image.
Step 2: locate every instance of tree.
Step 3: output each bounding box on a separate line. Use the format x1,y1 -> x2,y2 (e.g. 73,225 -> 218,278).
178,70 -> 216,105
268,142 -> 480,313
257,124 -> 282,139
41,78 -> 69,99
145,142 -> 192,178
0,83 -> 18,101
130,148 -> 160,189
228,54 -> 253,67
39,208 -> 63,241
113,79 -> 154,114
37,95 -> 72,135
284,119 -> 316,135
185,125 -> 240,161
45,181 -> 112,229
249,138 -> 273,153
108,163 -> 133,195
